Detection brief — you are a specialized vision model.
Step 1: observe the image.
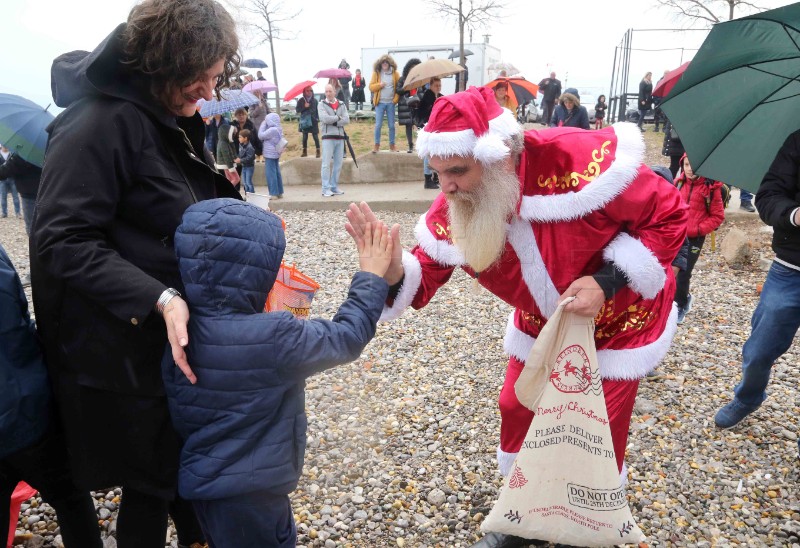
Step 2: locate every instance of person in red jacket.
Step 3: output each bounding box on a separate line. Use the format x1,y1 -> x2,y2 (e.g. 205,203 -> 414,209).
673,153 -> 725,323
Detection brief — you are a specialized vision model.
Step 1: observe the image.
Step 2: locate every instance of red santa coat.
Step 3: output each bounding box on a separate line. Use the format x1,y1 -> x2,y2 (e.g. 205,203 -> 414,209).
383,123 -> 687,472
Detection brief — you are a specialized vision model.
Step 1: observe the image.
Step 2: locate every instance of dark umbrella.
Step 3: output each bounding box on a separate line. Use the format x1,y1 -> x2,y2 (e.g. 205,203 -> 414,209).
242,58 -> 268,68
661,3 -> 800,193
0,93 -> 55,168
448,49 -> 474,59
343,130 -> 358,168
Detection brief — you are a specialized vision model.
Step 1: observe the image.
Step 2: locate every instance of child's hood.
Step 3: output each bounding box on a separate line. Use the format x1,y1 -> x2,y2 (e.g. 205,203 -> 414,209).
265,112 -> 281,128
174,199 -> 286,316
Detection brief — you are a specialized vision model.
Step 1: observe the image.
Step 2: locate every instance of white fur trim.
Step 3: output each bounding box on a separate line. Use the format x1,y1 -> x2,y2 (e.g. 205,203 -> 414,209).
506,218 -> 560,319
413,213 -> 465,267
603,233 -> 666,300
474,133 -> 510,164
497,446 -> 517,477
379,250 -> 422,322
417,128 -> 477,159
489,109 -> 521,140
503,303 -> 679,380
519,122 -> 645,222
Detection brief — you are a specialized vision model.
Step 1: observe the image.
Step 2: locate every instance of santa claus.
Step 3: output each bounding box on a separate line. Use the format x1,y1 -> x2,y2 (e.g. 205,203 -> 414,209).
346,86 -> 687,548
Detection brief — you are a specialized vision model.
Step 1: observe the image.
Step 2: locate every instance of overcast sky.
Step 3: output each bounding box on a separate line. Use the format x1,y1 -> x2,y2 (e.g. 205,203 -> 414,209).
0,0 -> 794,111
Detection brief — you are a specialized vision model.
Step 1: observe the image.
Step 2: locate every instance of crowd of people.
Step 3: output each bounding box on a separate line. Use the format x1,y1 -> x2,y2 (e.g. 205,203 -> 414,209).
2,1 -> 799,547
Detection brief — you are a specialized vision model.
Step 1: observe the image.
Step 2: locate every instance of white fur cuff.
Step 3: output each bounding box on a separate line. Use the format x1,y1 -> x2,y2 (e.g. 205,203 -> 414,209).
602,232 -> 666,300
379,250 -> 422,322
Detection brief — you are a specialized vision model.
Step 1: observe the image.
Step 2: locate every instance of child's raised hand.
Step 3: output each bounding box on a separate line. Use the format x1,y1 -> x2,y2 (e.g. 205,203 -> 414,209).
358,221 -> 393,277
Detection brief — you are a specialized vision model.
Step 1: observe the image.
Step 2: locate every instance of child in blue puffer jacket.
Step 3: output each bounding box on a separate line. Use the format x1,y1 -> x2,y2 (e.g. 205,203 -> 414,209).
162,199 -> 392,548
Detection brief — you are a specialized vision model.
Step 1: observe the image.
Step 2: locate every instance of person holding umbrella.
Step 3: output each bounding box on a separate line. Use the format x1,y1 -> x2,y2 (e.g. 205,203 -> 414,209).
396,58 -> 422,154
296,86 -> 320,158
416,77 -> 443,189
30,0 -> 241,546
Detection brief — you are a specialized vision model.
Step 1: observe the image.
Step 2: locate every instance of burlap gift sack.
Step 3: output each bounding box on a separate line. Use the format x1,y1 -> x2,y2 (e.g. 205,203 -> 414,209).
482,299 -> 645,546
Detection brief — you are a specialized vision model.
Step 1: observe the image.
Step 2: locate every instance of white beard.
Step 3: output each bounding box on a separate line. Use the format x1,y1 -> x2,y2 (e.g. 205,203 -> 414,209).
446,163 -> 520,273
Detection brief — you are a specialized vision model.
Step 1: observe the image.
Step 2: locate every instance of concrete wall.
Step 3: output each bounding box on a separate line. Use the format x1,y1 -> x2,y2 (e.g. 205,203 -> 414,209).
254,152 -> 423,186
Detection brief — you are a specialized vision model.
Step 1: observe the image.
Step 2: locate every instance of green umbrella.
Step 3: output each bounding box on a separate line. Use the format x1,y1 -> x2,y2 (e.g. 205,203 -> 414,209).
660,3 -> 800,193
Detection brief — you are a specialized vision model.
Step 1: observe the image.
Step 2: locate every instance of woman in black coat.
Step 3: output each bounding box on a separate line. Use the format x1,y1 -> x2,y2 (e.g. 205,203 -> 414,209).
637,72 -> 653,131
662,117 -> 685,178
351,68 -> 367,110
396,58 -> 422,153
30,1 -> 241,546
295,87 -> 320,157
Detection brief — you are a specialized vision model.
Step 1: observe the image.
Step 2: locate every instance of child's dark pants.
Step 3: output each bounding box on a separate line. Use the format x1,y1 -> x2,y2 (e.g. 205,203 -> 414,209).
193,491 -> 296,548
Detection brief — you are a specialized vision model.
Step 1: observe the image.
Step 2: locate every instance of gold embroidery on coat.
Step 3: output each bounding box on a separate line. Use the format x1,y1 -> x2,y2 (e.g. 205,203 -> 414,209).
595,303 -> 654,339
537,140 -> 612,190
432,222 -> 450,237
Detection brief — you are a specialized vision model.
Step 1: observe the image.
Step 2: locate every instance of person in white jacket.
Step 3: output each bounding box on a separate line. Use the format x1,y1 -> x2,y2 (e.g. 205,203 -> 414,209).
318,84 -> 350,197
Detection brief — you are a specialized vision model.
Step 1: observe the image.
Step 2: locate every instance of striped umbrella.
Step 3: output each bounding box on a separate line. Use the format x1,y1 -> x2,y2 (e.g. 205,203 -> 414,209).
197,89 -> 260,117
0,93 -> 55,168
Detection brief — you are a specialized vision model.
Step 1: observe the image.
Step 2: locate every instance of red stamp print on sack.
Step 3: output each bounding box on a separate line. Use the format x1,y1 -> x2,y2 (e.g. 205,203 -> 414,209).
509,464 -> 528,489
549,344 -> 591,393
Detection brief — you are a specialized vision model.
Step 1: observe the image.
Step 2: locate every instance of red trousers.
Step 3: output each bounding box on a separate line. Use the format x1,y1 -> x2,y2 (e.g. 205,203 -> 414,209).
498,356 -> 639,473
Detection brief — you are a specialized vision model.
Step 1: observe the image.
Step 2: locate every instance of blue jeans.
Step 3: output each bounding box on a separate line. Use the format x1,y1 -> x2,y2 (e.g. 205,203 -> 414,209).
321,139 -> 344,193
374,102 -> 395,145
241,165 -> 255,193
21,196 -> 34,236
423,156 -> 431,175
733,261 -> 800,407
265,159 -> 283,196
637,109 -> 648,128
739,188 -> 754,204
0,179 -> 20,216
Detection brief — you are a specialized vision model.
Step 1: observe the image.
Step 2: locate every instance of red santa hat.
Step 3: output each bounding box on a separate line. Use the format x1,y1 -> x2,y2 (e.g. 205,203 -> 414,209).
417,86 -> 520,164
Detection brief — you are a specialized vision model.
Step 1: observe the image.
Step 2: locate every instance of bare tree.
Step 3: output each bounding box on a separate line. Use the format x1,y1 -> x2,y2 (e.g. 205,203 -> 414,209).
427,0 -> 507,91
654,0 -> 767,26
233,0 -> 301,108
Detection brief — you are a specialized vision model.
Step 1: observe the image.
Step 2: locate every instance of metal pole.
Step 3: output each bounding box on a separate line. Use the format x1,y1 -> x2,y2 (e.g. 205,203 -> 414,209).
609,45 -> 619,122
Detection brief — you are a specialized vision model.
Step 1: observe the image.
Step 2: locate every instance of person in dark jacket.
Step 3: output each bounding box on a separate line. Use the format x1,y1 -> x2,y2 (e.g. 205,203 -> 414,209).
0,145 -> 21,219
661,117 -> 685,178
549,88 -> 590,129
163,198 -> 391,548
0,151 -> 41,236
537,72 -> 562,129
30,1 -> 242,547
637,72 -> 653,131
396,58 -> 422,153
715,129 -> 800,435
417,77 -> 443,189
338,58 -> 352,108
0,244 -> 103,548
296,86 -> 320,158
351,68 -> 366,110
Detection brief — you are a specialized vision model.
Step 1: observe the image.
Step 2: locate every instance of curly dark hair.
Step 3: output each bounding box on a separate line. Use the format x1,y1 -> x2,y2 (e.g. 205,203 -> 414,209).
122,0 -> 240,107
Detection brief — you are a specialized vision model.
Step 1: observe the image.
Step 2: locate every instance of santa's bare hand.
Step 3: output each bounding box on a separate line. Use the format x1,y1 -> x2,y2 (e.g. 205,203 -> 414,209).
559,276 -> 605,317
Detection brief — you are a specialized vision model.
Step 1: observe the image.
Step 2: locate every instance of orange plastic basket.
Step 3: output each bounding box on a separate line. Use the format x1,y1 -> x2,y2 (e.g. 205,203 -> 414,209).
264,262 -> 320,319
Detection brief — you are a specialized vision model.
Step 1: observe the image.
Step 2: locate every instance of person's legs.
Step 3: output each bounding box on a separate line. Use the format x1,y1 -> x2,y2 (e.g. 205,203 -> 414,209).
637,109 -> 646,130
732,262 -> 800,408
373,103 -> 387,146
0,180 -> 7,217
193,491 -> 296,548
116,487 -> 170,548
242,166 -> 254,193
330,140 -> 344,193
266,159 -> 283,196
405,124 -> 413,151
8,182 -> 20,216
168,495 -> 206,548
301,130 -> 309,155
20,196 -> 34,237
739,188 -> 755,211
320,139 -> 334,195
2,427 -> 103,548
387,104 -> 396,146
669,155 -> 682,179
675,236 -> 705,313
311,130 -> 320,157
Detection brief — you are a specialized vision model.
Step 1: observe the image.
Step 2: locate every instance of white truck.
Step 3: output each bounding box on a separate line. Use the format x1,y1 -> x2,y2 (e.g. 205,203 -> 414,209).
360,42 -> 502,96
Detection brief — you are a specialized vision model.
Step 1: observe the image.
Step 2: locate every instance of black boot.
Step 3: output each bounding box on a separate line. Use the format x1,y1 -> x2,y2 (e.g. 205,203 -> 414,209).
470,532 -> 547,548
432,172 -> 440,186
315,148 -> 321,158
424,174 -> 440,189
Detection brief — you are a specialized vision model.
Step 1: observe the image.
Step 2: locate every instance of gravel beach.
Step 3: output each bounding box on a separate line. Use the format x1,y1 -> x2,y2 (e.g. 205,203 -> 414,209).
3,142 -> 799,547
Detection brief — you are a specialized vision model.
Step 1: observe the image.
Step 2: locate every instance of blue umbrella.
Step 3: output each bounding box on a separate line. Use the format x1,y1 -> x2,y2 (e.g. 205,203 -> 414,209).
242,58 -> 268,69
0,93 -> 55,168
198,89 -> 260,117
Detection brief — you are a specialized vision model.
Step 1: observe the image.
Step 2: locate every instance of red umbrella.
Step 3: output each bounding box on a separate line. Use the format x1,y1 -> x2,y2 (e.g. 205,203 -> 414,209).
653,62 -> 690,98
314,68 -> 351,79
485,77 -> 539,110
283,80 -> 317,102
